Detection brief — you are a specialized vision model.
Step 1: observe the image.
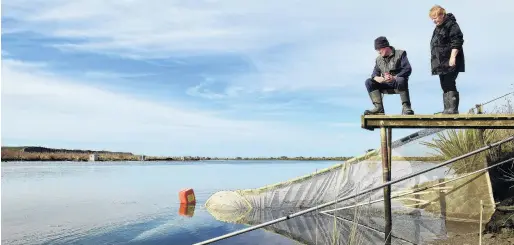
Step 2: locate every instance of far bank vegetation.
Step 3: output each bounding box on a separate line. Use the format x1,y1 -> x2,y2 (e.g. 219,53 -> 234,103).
1,147 -> 439,162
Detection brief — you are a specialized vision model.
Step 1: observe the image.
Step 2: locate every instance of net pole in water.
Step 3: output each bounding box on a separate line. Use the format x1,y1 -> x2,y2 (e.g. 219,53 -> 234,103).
193,135 -> 514,245
381,127 -> 392,245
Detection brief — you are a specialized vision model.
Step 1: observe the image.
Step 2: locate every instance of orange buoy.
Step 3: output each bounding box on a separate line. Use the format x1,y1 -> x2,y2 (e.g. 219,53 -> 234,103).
178,203 -> 196,217
179,188 -> 196,205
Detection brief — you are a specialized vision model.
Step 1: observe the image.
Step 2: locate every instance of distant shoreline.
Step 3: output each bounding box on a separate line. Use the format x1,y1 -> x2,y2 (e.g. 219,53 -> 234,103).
1,146 -> 442,162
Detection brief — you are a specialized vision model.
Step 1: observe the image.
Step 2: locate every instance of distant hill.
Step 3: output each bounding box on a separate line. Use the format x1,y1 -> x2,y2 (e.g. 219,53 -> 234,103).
2,146 -> 134,155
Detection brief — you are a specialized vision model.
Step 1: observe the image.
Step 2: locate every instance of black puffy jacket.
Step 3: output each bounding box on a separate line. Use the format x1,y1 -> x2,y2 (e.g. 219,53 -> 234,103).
430,13 -> 465,75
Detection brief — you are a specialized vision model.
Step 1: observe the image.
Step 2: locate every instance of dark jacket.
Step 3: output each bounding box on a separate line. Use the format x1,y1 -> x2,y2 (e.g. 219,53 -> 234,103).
430,13 -> 465,75
371,47 -> 412,79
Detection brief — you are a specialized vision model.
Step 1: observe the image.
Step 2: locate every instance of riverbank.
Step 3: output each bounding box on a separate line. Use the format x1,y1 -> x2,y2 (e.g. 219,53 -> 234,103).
1,146 -> 442,162
428,230 -> 514,245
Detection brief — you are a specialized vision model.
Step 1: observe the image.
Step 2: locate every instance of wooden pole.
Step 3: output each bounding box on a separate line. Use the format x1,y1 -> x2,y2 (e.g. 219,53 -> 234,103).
476,105 -> 485,143
479,200 -> 483,245
381,127 -> 392,245
388,128 -> 392,169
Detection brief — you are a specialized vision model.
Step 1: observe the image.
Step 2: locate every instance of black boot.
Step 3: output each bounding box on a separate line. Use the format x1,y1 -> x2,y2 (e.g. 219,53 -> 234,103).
364,90 -> 384,115
442,92 -> 450,114
445,91 -> 459,114
399,90 -> 414,115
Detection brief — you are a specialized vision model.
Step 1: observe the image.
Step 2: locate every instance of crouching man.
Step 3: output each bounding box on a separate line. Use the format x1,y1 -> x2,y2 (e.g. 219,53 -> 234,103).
364,36 -> 414,115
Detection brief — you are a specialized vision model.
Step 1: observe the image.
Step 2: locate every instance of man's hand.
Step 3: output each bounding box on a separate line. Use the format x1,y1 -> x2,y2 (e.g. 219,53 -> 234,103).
374,76 -> 385,83
384,73 -> 394,82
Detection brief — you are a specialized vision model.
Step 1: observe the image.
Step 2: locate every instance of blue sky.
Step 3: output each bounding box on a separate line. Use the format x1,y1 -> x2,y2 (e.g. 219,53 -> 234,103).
1,0 -> 513,157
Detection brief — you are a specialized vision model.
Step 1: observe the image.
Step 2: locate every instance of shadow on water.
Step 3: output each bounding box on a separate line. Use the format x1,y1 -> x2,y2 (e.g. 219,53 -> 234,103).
208,207 -> 449,245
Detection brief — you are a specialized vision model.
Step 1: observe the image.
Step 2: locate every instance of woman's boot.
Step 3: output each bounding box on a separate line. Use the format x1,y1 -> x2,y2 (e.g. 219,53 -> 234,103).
446,91 -> 459,114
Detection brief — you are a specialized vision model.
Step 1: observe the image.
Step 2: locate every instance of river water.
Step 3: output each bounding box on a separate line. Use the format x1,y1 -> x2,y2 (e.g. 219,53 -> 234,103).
1,160 -> 338,245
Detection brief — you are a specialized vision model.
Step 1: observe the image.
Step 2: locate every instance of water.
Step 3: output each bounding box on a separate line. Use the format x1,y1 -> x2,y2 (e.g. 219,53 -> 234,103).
1,160 -> 337,245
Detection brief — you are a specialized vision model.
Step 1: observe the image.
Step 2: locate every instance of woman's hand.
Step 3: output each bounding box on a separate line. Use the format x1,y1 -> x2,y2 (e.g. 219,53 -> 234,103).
449,56 -> 456,67
449,49 -> 458,67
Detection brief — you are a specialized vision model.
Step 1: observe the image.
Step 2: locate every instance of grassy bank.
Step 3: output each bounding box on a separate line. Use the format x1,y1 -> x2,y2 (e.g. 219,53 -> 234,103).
1,147 -> 139,162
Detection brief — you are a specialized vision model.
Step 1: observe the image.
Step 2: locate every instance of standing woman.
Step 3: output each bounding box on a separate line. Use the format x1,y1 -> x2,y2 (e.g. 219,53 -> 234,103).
429,5 -> 465,114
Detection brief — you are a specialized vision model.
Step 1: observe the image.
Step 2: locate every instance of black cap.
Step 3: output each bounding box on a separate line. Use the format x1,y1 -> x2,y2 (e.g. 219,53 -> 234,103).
374,36 -> 390,50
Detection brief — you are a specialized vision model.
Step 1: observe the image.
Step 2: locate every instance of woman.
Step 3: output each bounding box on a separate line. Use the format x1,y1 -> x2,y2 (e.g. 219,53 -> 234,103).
429,5 -> 465,114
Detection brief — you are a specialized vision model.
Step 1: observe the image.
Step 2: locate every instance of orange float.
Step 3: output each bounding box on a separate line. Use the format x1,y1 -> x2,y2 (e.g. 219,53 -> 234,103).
179,188 -> 196,205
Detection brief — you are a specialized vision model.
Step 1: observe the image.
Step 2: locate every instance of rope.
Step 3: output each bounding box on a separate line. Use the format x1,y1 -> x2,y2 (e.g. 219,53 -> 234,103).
480,91 -> 514,107
193,135 -> 514,245
497,206 -> 514,212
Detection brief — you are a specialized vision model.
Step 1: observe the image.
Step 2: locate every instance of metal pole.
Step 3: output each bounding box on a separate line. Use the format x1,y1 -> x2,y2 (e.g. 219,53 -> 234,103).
193,135 -> 514,245
381,127 -> 392,245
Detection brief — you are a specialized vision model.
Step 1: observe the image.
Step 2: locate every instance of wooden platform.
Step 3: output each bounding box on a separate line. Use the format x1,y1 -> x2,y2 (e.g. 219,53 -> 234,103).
361,114 -> 514,130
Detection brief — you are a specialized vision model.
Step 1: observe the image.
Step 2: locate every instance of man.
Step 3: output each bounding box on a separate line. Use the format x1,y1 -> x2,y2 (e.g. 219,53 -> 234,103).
364,36 -> 414,115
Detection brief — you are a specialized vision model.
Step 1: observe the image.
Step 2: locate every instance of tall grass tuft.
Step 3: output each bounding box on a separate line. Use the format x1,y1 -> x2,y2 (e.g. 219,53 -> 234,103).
421,128 -> 497,174
421,96 -> 514,174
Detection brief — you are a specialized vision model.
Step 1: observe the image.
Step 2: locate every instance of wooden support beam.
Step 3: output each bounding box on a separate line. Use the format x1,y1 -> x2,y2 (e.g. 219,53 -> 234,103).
381,127 -> 392,245
361,114 -> 514,131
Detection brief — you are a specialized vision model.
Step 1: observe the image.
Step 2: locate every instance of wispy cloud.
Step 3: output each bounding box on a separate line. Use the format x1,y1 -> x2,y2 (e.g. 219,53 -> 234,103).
4,0 -> 514,93
2,0 -> 514,156
2,59 -> 358,156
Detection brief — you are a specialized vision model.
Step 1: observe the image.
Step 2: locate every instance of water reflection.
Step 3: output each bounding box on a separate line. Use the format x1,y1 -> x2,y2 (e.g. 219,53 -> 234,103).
179,203 -> 196,218
208,207 -> 448,245
3,161 -> 331,245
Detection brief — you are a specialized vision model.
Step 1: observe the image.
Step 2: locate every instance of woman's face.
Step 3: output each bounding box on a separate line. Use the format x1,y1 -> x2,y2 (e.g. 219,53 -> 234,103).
431,13 -> 445,26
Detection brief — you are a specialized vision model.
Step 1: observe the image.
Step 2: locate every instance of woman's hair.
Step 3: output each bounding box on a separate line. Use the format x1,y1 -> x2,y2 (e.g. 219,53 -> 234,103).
429,5 -> 446,18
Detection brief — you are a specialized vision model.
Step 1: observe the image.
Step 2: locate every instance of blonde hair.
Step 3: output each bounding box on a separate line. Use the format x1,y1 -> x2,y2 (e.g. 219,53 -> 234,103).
429,5 -> 446,18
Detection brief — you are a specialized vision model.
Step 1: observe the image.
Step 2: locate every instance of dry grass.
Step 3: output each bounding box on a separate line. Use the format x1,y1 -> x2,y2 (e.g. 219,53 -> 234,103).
421,98 -> 514,174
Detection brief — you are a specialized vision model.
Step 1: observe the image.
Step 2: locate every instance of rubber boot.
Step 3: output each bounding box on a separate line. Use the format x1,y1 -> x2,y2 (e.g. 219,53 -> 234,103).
363,90 -> 384,115
445,91 -> 459,114
442,92 -> 450,114
399,90 -> 414,115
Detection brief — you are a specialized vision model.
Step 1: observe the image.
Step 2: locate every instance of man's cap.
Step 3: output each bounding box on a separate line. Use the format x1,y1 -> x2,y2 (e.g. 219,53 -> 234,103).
374,36 -> 390,50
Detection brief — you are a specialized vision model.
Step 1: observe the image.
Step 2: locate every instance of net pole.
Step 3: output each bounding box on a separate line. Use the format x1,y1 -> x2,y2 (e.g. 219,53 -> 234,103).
193,135 -> 514,245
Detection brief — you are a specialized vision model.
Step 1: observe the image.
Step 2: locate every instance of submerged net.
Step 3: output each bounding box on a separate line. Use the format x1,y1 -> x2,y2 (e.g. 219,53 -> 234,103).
205,92 -> 514,245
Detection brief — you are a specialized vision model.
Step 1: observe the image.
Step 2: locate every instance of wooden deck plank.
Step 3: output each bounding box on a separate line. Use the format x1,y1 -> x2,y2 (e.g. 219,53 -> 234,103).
361,114 -> 514,130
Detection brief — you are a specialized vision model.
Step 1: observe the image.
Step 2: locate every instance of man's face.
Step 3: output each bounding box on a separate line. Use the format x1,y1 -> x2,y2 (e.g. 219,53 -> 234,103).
431,14 -> 444,26
377,47 -> 389,57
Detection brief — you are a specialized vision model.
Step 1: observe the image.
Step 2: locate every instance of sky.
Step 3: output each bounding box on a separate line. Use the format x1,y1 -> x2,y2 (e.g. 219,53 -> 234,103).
1,0 -> 514,157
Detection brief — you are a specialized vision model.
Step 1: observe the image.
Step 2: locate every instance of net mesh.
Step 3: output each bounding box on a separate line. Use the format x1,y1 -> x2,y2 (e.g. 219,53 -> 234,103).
205,92 -> 514,244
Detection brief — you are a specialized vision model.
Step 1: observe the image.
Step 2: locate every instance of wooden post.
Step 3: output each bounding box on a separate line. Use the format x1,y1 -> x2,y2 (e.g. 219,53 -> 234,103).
387,128 -> 392,169
476,104 -> 485,143
479,200 -> 483,245
381,127 -> 392,245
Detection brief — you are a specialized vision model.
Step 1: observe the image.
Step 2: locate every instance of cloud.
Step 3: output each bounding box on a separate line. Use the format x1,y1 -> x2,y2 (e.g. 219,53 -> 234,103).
5,0 -> 514,94
1,59 -> 359,156
3,0 -> 514,156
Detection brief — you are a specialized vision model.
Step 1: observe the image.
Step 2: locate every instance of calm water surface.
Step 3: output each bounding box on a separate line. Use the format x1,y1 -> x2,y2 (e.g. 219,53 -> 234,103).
1,160 -> 337,245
